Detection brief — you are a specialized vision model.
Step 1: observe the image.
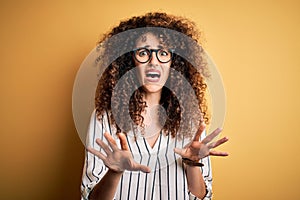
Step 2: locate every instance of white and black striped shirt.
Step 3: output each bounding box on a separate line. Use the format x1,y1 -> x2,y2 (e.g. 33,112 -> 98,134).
81,110 -> 213,200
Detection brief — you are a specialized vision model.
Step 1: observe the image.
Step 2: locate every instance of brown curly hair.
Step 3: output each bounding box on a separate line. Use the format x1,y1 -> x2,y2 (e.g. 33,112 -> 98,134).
95,12 -> 210,139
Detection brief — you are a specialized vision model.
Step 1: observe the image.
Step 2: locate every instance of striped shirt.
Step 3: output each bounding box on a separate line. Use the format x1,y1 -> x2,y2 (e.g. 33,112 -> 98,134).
81,110 -> 213,200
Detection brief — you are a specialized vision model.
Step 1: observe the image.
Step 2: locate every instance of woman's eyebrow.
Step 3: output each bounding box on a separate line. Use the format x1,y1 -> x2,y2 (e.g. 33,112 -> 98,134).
135,45 -> 150,49
137,45 -> 165,49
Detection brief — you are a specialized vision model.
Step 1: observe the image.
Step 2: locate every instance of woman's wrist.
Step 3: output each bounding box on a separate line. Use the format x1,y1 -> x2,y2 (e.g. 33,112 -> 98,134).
108,168 -> 124,175
182,158 -> 204,167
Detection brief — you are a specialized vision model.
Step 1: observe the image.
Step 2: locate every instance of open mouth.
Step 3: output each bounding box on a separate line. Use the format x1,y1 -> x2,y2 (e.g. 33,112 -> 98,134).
145,70 -> 161,82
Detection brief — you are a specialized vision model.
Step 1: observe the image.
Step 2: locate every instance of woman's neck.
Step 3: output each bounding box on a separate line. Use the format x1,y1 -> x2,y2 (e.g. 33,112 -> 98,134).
143,90 -> 161,107
142,90 -> 162,148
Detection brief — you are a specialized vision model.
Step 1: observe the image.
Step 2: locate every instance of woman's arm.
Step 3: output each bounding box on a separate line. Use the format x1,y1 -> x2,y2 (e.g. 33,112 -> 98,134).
174,123 -> 229,199
81,111 -> 150,199
89,169 -> 123,200
87,132 -> 151,199
186,165 -> 207,199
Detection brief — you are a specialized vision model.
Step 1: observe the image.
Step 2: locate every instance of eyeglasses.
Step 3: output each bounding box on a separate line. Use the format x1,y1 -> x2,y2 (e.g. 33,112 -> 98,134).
132,48 -> 173,64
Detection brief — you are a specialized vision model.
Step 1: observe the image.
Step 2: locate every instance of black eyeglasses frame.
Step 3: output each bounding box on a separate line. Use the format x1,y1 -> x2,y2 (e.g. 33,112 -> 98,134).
132,47 -> 174,64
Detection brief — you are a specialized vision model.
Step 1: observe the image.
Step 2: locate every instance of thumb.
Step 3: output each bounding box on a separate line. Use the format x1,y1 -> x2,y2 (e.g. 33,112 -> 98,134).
174,148 -> 184,156
134,164 -> 151,173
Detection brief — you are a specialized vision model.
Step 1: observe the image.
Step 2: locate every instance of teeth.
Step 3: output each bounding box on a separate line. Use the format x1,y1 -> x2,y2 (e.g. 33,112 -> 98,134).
146,72 -> 160,78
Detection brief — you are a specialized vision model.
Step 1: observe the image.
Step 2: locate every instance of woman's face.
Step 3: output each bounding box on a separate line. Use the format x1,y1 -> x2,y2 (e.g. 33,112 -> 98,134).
133,33 -> 171,95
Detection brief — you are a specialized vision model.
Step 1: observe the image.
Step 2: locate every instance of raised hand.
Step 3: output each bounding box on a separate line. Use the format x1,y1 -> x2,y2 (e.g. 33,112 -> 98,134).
174,123 -> 229,162
87,132 -> 151,173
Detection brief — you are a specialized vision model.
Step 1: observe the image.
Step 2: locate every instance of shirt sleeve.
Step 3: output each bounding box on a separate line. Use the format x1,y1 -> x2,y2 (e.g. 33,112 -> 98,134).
80,110 -> 109,200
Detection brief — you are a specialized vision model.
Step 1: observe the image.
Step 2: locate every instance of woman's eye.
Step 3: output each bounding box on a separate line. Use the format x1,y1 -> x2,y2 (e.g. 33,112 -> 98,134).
159,50 -> 169,56
138,50 -> 149,57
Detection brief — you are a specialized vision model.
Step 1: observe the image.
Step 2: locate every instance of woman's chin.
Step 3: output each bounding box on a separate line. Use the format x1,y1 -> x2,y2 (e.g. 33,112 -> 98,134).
142,84 -> 164,94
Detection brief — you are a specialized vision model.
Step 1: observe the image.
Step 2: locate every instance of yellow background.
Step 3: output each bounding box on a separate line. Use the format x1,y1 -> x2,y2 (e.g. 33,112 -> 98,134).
1,0 -> 299,199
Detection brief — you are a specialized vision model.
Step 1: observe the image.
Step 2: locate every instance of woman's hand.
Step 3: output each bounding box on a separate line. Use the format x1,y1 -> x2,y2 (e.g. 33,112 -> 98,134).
87,132 -> 151,173
174,123 -> 229,162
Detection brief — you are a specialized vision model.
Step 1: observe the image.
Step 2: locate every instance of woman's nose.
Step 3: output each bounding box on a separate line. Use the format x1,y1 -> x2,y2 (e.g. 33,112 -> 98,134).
149,51 -> 160,65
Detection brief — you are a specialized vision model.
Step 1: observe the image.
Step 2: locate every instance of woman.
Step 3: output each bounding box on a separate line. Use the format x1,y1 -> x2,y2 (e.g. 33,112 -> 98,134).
81,12 -> 229,200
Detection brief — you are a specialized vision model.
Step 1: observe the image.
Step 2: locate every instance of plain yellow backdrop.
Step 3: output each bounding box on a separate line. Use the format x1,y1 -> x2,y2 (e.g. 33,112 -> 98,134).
0,0 -> 299,199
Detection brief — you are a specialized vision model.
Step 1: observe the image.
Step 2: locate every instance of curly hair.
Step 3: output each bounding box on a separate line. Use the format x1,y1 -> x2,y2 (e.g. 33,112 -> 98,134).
95,12 -> 210,139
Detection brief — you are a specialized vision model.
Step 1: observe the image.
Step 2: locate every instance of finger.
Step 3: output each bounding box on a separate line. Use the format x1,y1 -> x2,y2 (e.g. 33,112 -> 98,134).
96,138 -> 112,155
104,132 -> 118,151
193,123 -> 206,141
208,137 -> 229,149
87,147 -> 107,160
209,150 -> 229,157
201,128 -> 222,144
174,148 -> 185,157
118,133 -> 129,150
133,163 -> 151,173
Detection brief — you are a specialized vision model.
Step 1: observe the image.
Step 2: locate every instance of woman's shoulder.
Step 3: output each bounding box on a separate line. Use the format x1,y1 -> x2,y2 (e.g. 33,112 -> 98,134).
90,109 -> 117,134
90,109 -> 110,121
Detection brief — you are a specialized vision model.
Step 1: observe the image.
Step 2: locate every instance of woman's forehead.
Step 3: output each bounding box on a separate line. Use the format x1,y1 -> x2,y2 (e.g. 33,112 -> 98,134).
135,32 -> 166,47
